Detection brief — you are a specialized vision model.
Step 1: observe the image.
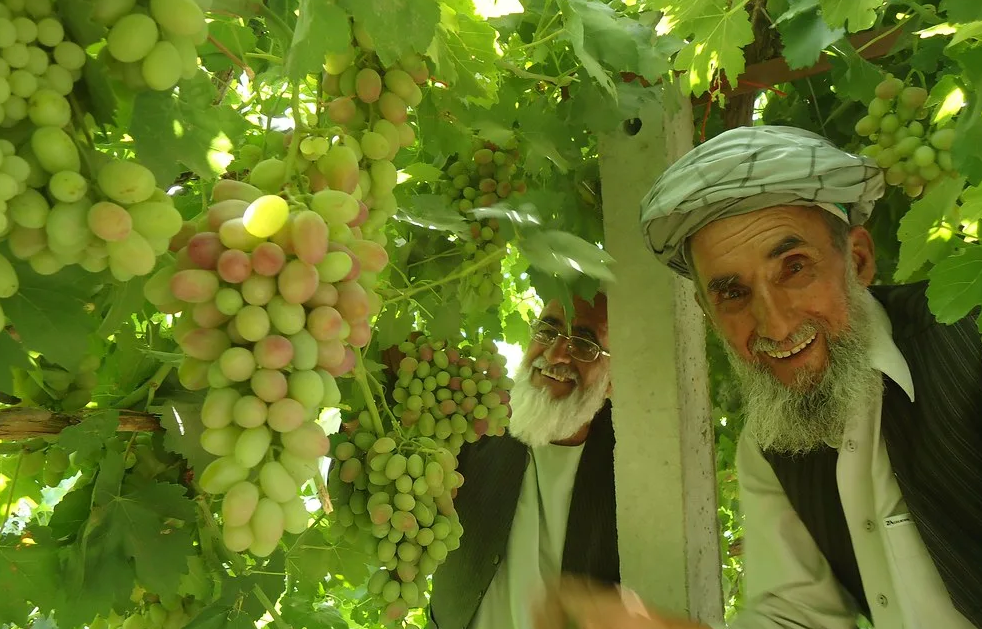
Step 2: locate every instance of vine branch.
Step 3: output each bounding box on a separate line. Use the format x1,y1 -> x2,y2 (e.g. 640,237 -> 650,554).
208,35 -> 256,80
0,407 -> 161,440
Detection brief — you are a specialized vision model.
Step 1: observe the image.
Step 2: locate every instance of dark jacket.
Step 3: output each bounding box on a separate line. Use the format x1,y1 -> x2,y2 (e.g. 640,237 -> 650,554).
764,282 -> 982,627
428,400 -> 620,629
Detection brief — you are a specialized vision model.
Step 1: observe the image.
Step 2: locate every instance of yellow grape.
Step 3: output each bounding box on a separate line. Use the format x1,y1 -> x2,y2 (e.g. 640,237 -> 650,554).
243,194 -> 289,238
199,456 -> 249,494
106,13 -> 159,63
149,0 -> 205,36
141,41 -> 182,91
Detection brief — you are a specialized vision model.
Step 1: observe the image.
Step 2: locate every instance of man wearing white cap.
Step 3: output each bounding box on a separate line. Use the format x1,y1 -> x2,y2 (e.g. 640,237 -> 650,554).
532,125 -> 982,629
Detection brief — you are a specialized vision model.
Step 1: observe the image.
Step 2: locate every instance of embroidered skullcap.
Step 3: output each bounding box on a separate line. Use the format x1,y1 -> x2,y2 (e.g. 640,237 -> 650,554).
639,125 -> 885,278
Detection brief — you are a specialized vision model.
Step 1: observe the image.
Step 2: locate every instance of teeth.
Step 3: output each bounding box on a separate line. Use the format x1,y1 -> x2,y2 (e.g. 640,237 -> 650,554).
540,367 -> 574,382
765,332 -> 817,359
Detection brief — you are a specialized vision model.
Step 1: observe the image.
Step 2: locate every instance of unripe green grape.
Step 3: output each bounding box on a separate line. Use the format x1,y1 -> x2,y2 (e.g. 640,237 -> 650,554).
879,114 -> 900,134
912,145 -> 936,168
930,128 -> 956,151
874,76 -> 903,100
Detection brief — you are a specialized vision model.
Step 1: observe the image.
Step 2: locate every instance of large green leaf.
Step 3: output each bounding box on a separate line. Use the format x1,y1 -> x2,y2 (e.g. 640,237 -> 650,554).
339,0 -> 440,68
893,176 -> 965,282
429,12 -> 501,102
0,331 -> 30,396
59,410 -> 120,463
819,0 -> 880,31
518,230 -> 615,283
285,1 -> 351,80
926,246 -> 982,323
777,7 -> 845,69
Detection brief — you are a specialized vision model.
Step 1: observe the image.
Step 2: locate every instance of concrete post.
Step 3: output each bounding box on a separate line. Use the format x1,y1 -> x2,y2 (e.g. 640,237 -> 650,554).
599,84 -> 723,624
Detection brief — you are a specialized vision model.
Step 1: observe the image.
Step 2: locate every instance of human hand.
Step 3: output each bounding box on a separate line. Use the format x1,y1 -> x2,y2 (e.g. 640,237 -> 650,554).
532,575 -> 711,629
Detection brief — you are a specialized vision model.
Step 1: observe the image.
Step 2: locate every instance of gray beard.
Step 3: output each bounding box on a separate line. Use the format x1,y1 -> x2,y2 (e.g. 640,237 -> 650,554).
506,356 -> 611,448
723,272 -> 883,455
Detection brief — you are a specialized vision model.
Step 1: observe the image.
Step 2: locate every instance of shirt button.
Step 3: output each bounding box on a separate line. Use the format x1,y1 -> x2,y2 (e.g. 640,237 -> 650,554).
877,594 -> 889,607
845,440 -> 857,452
492,554 -> 501,565
865,519 -> 876,532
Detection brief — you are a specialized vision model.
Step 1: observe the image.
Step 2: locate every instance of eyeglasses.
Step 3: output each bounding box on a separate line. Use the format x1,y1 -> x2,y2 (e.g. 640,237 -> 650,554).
529,319 -> 610,363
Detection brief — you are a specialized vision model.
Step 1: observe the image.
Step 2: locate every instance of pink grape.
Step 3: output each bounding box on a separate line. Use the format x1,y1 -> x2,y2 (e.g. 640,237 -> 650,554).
329,243 -> 362,281
291,210 -> 329,264
169,221 -> 196,252
254,335 -> 294,370
187,232 -> 224,270
336,281 -> 370,322
281,421 -> 330,458
347,319 -> 371,347
277,259 -> 319,304
192,300 -> 231,328
250,368 -> 288,403
306,282 -> 339,307
87,201 -> 132,241
180,327 -> 231,361
306,305 -> 343,341
326,346 -> 357,377
268,397 -> 306,432
241,274 -> 277,305
349,201 -> 369,227
317,339 -> 346,369
170,269 -> 220,303
251,242 -> 286,276
348,239 -> 388,273
217,248 -> 252,283
212,179 -> 263,204
207,199 -> 248,231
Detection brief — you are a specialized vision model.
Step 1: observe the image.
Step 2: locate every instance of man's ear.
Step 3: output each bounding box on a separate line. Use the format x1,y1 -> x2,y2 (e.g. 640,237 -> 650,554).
849,226 -> 876,286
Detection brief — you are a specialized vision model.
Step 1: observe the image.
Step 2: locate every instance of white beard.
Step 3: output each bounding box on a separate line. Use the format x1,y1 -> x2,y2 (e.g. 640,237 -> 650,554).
506,355 -> 611,448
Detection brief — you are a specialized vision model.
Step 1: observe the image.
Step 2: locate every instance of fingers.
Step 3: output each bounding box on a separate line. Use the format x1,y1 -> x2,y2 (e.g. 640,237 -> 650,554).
534,576 -> 660,629
532,581 -> 569,629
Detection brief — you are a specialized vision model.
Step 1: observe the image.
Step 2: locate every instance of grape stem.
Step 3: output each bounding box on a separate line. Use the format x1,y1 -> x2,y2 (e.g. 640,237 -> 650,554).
367,371 -> 401,429
382,247 -> 508,306
252,584 -> 290,629
208,34 -> 255,80
0,452 -> 23,530
283,82 -> 305,190
856,14 -> 915,55
353,350 -> 387,438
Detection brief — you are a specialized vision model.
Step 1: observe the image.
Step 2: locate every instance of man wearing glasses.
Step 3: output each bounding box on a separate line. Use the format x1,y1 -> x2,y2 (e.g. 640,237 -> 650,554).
427,293 -> 617,629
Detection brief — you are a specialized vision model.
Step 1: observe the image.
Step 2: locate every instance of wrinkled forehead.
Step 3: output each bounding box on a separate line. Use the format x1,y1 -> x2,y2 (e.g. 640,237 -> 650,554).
539,295 -> 609,342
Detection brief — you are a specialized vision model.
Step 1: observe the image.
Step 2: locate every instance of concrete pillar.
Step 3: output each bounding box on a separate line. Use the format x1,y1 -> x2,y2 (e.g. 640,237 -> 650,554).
599,84 -> 723,624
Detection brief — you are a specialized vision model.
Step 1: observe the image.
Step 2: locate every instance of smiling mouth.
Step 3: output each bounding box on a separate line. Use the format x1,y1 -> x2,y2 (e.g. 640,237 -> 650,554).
536,366 -> 576,383
763,332 -> 817,359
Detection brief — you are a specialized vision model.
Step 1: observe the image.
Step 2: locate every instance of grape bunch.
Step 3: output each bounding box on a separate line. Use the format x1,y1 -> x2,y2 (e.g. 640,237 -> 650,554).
93,0 -> 208,92
0,0 -> 84,128
327,430 -> 466,626
11,442 -> 70,488
439,140 -> 523,312
388,335 -> 513,456
854,75 -> 958,198
10,352 -> 101,411
143,177 -> 389,557
89,591 -> 205,629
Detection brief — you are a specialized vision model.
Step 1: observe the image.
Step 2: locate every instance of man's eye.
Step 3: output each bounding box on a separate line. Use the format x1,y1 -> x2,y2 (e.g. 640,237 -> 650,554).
722,288 -> 744,300
788,260 -> 804,273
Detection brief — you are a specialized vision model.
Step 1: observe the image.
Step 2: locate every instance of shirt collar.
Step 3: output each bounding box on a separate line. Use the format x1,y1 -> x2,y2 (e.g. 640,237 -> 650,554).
866,291 -> 915,402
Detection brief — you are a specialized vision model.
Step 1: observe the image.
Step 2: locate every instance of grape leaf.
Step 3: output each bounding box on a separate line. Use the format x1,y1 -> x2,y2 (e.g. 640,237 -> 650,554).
567,79 -> 663,134
0,539 -> 62,626
428,13 -> 501,101
157,396 -> 215,474
57,0 -> 105,47
285,1 -> 351,80
893,177 -> 965,282
374,307 -> 415,350
650,0 -> 754,98
130,74 -> 245,184
828,43 -> 884,103
0,331 -> 30,396
471,201 -> 544,227
178,555 -> 214,600
339,0 -> 440,68
951,47 -> 982,185
503,310 -> 531,347
959,185 -> 982,221
777,7 -> 845,69
527,268 -> 575,323
557,0 -> 616,97
429,302 -> 464,340
198,20 -> 261,75
400,162 -> 444,183
2,264 -> 99,372
940,0 -> 982,23
46,482 -> 95,541
280,593 -> 348,629
397,194 -> 469,233
58,410 -> 120,462
518,230 -> 615,283
819,0 -> 879,31
926,246 -> 982,324
96,277 -> 149,338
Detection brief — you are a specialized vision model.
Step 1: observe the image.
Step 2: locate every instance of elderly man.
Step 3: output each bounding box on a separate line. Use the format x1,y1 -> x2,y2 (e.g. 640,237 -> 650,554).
428,293 -> 617,629
533,126 -> 982,629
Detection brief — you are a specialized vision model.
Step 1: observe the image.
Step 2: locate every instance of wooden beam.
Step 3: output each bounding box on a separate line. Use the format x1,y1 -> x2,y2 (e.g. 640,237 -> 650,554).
0,407 -> 161,440
693,27 -> 902,104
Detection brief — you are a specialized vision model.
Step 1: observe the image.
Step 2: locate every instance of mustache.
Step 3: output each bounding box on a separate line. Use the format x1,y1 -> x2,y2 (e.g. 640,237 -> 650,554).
751,320 -> 821,354
530,356 -> 579,382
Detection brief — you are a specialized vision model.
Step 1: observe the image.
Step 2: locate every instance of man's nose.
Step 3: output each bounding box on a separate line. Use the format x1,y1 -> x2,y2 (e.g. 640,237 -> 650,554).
751,287 -> 797,344
544,336 -> 572,364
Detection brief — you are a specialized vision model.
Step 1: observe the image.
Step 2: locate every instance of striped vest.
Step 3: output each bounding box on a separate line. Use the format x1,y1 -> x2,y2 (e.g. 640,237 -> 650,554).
428,401 -> 620,629
764,282 -> 982,626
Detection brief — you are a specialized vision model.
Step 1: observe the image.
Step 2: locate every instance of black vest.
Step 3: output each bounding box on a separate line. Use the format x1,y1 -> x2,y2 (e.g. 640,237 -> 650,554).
764,282 -> 982,626
428,401 -> 620,629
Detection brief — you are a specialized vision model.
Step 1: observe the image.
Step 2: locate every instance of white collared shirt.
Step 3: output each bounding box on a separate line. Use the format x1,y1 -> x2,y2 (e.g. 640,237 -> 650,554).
726,292 -> 972,629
